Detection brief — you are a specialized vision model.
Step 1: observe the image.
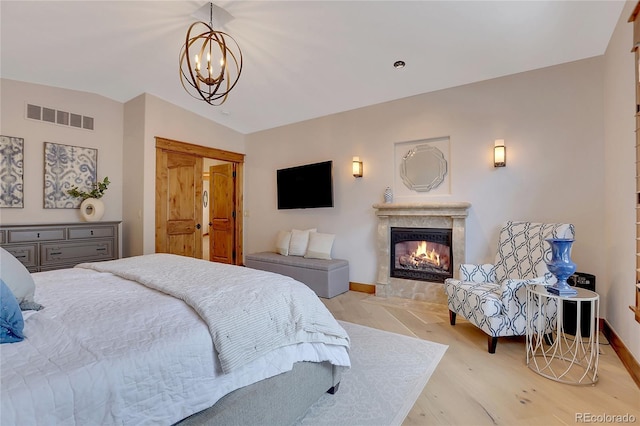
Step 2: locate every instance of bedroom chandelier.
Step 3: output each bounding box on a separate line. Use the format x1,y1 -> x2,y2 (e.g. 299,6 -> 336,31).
179,2 -> 243,106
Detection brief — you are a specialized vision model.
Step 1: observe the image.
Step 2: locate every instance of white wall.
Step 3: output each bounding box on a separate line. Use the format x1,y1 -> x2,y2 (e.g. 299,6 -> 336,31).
122,94 -> 146,258
603,0 -> 639,365
245,57 -> 606,309
0,79 -> 123,224
123,93 -> 245,256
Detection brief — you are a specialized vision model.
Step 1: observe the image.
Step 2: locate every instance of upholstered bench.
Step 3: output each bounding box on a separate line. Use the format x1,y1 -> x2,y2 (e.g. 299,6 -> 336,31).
245,252 -> 349,298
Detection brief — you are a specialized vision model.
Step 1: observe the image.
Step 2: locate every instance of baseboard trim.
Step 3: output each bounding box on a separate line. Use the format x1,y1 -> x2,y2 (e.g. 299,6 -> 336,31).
349,282 -> 375,294
602,319 -> 640,389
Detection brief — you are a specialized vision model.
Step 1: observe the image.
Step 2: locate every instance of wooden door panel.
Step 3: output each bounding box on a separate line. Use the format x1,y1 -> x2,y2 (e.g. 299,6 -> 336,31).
156,150 -> 202,258
169,168 -> 195,218
168,234 -> 195,256
167,220 -> 195,234
209,163 -> 234,264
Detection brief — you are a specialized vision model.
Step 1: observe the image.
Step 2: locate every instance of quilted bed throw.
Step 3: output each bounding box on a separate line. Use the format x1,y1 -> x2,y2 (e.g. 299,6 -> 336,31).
77,254 -> 350,373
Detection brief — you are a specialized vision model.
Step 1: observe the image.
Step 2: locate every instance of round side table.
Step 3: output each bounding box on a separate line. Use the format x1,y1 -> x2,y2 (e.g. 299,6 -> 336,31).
526,284 -> 599,385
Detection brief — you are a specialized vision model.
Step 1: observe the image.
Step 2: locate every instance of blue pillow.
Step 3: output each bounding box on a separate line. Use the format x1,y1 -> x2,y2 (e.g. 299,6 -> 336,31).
0,278 -> 25,343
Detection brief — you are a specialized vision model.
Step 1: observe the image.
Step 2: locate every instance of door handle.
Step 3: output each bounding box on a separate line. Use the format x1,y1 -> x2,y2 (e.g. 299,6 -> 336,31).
209,222 -> 213,227
196,223 -> 201,230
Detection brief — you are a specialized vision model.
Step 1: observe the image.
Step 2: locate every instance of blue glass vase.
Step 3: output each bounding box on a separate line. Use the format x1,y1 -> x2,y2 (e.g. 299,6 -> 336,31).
545,238 -> 577,296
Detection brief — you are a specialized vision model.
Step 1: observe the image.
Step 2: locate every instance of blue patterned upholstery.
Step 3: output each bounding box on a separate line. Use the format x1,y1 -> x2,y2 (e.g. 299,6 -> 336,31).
444,221 -> 575,353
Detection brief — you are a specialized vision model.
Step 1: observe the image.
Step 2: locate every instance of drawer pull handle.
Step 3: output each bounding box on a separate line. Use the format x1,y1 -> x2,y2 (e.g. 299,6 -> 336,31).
37,233 -> 40,238
96,248 -> 107,252
91,230 -> 94,236
15,254 -> 26,259
50,251 -> 62,255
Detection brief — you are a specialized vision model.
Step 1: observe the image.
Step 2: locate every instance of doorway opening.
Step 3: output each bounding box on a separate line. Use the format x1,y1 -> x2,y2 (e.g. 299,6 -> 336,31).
155,137 -> 244,265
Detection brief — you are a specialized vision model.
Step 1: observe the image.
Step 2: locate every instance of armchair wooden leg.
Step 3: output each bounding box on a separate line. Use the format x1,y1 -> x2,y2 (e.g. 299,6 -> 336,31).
488,336 -> 498,354
449,310 -> 456,325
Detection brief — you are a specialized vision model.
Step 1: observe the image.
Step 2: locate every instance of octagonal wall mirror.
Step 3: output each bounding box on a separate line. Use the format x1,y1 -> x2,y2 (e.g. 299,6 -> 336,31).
400,144 -> 448,192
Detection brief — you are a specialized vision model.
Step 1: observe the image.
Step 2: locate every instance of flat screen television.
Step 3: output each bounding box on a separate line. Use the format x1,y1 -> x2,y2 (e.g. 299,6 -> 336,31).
277,160 -> 334,209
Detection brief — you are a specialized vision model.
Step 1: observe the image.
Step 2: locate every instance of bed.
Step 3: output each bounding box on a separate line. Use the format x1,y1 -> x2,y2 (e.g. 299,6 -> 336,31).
0,251 -> 351,425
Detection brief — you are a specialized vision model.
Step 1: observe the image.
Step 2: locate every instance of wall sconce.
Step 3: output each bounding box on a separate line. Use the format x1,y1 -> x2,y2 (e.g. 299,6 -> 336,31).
494,139 -> 506,167
352,156 -> 363,178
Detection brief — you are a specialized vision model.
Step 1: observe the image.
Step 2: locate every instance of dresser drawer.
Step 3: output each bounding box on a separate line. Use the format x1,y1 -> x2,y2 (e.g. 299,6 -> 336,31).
8,228 -> 66,243
68,225 -> 115,240
0,230 -> 5,244
2,244 -> 37,268
40,240 -> 114,266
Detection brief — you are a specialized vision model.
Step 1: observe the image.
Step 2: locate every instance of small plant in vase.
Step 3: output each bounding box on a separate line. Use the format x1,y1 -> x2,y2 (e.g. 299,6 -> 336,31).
67,177 -> 110,221
67,176 -> 110,201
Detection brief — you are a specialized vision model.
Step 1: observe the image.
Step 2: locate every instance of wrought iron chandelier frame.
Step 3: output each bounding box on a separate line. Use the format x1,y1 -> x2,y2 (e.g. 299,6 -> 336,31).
179,3 -> 243,106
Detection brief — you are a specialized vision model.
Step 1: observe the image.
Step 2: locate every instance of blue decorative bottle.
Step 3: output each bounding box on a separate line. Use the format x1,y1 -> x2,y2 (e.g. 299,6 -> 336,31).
545,238 -> 577,296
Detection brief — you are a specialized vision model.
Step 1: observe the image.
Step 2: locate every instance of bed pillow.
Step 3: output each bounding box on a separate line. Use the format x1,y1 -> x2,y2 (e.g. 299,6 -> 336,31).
275,230 -> 292,256
0,279 -> 25,343
304,232 -> 335,260
0,247 -> 42,311
288,228 -> 317,256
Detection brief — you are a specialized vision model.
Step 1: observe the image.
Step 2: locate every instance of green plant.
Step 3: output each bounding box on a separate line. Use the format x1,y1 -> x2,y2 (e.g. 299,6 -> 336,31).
67,176 -> 110,200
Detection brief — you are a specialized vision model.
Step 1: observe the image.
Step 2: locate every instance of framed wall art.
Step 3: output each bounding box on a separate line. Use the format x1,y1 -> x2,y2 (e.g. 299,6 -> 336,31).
43,142 -> 97,208
0,135 -> 24,208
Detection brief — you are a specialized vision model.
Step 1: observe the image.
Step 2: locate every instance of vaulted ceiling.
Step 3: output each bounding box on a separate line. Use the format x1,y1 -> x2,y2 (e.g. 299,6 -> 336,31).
0,1 -> 625,134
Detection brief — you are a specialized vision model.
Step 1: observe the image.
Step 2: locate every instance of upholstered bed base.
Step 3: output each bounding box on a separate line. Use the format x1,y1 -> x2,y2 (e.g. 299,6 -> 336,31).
176,361 -> 344,426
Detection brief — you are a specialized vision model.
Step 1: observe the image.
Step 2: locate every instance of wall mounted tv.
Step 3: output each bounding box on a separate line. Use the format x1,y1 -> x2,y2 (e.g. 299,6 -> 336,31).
277,160 -> 334,209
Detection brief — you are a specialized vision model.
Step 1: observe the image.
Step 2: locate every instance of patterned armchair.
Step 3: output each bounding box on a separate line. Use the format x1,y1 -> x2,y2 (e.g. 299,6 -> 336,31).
444,221 -> 575,353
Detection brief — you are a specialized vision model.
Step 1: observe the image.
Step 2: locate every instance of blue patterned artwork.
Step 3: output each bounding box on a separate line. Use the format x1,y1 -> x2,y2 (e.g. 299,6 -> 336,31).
44,142 -> 97,208
0,135 -> 24,208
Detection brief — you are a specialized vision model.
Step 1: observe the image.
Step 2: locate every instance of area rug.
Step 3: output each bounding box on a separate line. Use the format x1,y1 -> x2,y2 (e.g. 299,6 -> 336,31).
297,321 -> 448,426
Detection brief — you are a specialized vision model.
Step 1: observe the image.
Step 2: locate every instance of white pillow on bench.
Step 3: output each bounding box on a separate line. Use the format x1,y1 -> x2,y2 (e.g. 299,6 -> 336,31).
304,232 -> 335,260
288,228 -> 316,256
275,230 -> 292,255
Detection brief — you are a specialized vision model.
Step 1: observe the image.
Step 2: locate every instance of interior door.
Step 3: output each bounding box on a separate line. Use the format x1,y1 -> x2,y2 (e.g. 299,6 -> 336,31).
156,150 -> 203,258
209,163 -> 235,264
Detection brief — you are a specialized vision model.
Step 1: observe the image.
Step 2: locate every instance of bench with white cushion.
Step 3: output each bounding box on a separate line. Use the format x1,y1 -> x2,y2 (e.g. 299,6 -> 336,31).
245,252 -> 349,298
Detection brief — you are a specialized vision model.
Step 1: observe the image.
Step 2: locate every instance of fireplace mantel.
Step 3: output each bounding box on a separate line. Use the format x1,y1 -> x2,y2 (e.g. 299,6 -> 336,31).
373,202 -> 471,301
373,202 -> 471,217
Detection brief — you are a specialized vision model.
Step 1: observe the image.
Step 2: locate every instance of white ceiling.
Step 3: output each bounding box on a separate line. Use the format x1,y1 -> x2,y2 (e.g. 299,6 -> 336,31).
0,1 -> 625,135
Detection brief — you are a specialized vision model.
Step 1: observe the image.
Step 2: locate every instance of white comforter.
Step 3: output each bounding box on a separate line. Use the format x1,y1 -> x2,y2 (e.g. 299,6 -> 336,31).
77,254 -> 350,373
0,260 -> 350,426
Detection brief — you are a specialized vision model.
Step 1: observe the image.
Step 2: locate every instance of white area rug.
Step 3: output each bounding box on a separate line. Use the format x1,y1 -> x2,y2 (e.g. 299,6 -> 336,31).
297,321 -> 448,426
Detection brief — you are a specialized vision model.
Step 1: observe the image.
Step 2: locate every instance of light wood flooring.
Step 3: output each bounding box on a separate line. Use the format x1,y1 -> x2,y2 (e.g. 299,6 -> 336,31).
321,291 -> 640,426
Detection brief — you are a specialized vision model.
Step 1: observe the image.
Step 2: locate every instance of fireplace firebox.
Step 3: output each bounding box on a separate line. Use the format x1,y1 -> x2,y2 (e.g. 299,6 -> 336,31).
390,227 -> 453,283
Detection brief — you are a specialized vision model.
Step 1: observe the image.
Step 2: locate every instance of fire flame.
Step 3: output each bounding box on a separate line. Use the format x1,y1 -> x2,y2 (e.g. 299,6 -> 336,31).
414,241 -> 440,266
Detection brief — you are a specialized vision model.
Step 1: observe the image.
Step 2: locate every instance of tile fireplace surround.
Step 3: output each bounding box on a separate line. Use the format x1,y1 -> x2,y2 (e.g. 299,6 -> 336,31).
373,202 -> 471,303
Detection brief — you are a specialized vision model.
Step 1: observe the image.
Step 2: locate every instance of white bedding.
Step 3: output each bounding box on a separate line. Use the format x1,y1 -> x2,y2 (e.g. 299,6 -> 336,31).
76,254 -> 350,373
0,264 -> 350,426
